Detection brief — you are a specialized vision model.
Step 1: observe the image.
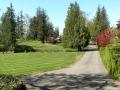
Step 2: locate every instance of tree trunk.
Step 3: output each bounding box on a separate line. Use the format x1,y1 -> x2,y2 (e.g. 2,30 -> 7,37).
78,45 -> 82,51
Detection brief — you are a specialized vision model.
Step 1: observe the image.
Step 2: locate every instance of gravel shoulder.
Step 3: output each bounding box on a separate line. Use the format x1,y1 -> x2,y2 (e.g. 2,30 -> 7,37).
21,45 -> 120,90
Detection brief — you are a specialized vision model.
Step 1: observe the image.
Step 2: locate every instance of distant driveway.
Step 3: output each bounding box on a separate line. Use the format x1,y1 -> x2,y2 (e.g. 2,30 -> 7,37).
21,45 -> 120,90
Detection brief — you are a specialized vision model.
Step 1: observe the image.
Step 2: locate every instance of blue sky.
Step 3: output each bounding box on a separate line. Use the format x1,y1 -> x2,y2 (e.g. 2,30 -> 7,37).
0,0 -> 120,34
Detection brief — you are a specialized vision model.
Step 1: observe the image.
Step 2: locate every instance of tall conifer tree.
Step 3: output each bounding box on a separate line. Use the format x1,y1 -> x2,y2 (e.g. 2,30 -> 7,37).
53,27 -> 59,38
28,16 -> 38,40
47,22 -> 54,37
93,5 -> 109,41
62,2 -> 90,51
101,6 -> 109,29
36,7 -> 49,43
1,3 -> 16,50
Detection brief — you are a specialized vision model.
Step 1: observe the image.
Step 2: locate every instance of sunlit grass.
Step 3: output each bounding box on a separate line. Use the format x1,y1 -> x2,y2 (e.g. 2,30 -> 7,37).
0,52 -> 85,77
18,41 -> 78,51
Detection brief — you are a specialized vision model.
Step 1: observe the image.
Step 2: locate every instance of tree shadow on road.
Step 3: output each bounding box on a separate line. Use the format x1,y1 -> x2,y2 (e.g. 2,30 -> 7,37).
21,73 -> 120,90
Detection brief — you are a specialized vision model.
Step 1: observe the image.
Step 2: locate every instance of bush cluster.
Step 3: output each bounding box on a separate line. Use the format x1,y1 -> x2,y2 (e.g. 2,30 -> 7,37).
0,45 -> 9,52
100,44 -> 120,81
46,37 -> 57,44
0,74 -> 27,90
14,45 -> 35,53
0,44 -> 35,53
97,30 -> 114,47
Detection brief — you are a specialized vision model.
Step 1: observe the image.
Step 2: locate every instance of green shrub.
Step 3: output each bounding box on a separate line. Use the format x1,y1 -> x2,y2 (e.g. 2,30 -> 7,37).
100,44 -> 120,81
14,45 -> 35,53
0,45 -> 8,53
0,74 -> 27,90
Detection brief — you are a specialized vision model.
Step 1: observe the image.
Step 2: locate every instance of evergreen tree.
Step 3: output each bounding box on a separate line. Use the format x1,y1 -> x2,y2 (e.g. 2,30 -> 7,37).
24,14 -> 30,40
93,5 -> 109,41
87,19 -> 95,41
94,5 -> 102,41
28,7 -> 55,42
19,10 -> 24,38
47,22 -> 54,37
36,7 -> 49,43
28,16 -> 38,40
16,11 -> 24,39
53,27 -> 59,38
0,11 -> 1,43
62,2 -> 90,51
16,14 -> 20,38
101,6 -> 109,29
1,3 -> 16,51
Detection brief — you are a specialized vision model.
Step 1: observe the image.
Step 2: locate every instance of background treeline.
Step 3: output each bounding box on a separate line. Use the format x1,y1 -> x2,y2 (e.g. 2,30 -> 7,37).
62,2 -> 110,51
0,2 -> 111,52
87,5 -> 109,41
27,7 -> 59,42
0,3 -> 59,51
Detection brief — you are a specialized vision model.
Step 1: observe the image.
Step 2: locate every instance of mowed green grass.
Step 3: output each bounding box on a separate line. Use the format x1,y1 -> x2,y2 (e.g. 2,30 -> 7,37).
0,52 -> 85,77
0,41 -> 86,77
18,41 -> 77,51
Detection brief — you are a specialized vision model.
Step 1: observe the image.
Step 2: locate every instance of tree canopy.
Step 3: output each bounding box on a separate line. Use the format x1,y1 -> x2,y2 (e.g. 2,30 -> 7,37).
27,7 -> 60,42
0,3 -> 16,51
89,5 -> 110,41
62,2 -> 90,51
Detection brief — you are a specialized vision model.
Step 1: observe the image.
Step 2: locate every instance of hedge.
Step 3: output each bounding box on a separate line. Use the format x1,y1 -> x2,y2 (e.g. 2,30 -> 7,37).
0,45 -> 35,53
100,44 -> 120,81
0,74 -> 27,90
14,45 -> 35,53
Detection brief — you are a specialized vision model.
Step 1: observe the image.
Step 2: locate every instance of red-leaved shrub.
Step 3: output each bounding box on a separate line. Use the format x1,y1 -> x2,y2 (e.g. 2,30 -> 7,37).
97,30 -> 114,47
46,37 -> 57,44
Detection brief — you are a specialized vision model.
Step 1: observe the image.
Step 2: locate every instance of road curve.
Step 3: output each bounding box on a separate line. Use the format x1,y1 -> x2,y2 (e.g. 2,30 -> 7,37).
21,45 -> 120,90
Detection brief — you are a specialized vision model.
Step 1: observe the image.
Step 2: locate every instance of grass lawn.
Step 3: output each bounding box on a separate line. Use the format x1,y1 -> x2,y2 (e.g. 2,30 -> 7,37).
0,41 -> 86,77
18,41 -> 77,51
0,52 -> 85,77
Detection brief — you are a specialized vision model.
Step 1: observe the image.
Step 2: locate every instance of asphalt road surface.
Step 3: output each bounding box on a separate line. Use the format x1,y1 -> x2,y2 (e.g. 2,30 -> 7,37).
21,45 -> 120,90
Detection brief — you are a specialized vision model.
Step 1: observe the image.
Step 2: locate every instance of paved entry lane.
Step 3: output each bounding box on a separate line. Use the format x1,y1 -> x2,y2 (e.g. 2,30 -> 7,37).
21,45 -> 120,90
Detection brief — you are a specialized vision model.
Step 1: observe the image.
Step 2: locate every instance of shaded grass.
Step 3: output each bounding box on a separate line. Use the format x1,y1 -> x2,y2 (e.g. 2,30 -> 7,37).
0,52 -> 85,77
